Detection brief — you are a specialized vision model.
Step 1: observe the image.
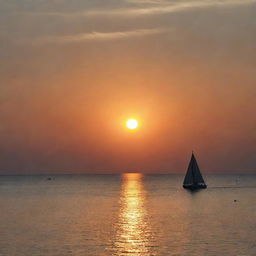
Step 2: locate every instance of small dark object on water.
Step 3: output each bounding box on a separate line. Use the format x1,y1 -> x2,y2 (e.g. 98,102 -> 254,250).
47,177 -> 52,181
234,199 -> 237,202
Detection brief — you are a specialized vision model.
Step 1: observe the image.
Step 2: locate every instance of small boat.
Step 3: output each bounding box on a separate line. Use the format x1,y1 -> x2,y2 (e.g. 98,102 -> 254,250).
183,152 -> 207,190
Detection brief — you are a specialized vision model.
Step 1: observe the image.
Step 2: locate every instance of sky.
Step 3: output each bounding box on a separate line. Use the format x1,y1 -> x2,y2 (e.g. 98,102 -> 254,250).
0,0 -> 256,174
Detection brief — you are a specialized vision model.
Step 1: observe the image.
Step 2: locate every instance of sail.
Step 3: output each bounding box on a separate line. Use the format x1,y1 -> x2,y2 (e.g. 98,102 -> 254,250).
183,157 -> 193,184
183,153 -> 205,185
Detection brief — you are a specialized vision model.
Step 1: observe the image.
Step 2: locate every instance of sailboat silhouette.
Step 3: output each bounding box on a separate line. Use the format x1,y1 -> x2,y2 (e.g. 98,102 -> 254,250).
183,152 -> 207,190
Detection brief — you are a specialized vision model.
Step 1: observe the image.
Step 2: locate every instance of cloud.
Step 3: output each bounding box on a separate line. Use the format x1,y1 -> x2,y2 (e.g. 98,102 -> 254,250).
23,0 -> 256,18
31,28 -> 168,44
87,0 -> 256,17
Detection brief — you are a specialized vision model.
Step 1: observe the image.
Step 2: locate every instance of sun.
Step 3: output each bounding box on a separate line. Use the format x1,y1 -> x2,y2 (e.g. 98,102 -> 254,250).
126,119 -> 138,130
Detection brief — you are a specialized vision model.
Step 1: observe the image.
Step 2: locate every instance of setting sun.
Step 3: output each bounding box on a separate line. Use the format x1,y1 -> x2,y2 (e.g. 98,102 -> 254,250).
126,119 -> 138,130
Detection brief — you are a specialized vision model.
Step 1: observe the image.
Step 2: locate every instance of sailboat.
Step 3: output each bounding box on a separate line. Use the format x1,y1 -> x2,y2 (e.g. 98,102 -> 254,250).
183,152 -> 207,190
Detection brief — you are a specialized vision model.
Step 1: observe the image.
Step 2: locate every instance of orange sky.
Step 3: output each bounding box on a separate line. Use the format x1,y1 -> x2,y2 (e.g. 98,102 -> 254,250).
0,0 -> 256,174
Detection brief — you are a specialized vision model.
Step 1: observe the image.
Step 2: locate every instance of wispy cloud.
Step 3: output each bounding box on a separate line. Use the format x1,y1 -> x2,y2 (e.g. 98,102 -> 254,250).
24,0 -> 256,18
87,0 -> 256,17
32,28 -> 168,44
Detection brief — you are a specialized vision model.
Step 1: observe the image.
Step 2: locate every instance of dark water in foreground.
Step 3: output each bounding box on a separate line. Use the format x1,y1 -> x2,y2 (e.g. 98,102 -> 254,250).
0,174 -> 255,256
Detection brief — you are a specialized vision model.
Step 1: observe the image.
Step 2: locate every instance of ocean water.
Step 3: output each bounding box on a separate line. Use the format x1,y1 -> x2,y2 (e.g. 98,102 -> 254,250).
0,174 -> 255,256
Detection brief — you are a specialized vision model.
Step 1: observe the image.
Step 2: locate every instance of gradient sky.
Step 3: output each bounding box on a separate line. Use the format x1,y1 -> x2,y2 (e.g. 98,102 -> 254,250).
1,0 -> 256,174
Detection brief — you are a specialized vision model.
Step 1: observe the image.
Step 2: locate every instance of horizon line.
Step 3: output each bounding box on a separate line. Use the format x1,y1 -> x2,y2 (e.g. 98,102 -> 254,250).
0,172 -> 256,176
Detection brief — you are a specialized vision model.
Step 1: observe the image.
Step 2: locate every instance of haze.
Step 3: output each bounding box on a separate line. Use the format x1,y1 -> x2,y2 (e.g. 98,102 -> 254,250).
1,0 -> 256,174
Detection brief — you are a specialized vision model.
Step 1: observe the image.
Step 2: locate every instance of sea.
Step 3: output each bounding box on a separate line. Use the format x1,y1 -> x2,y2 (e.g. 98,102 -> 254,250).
0,174 -> 255,256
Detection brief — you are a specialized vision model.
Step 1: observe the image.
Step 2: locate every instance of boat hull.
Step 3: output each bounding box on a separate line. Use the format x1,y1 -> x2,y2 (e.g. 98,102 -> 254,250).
183,184 -> 207,190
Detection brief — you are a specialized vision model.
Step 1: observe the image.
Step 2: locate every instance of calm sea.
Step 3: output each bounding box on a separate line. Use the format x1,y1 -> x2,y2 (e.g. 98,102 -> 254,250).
0,174 -> 255,256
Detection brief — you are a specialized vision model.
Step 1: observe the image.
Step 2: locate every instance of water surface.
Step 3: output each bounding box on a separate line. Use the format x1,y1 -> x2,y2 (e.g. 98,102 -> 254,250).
0,174 -> 255,256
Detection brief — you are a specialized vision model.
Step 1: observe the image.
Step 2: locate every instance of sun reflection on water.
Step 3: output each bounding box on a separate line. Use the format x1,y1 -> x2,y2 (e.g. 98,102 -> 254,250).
113,173 -> 155,256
